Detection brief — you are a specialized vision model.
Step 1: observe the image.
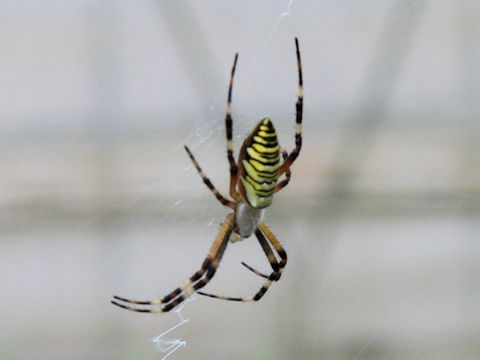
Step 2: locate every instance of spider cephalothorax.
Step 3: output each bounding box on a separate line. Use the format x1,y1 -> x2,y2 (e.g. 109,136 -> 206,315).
112,37 -> 303,313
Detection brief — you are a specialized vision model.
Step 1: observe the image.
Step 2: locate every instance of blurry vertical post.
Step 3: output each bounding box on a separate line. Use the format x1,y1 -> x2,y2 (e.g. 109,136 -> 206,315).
151,298 -> 195,359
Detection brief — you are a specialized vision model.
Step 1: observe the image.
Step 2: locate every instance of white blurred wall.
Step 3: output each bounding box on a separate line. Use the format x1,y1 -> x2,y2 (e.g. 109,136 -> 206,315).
0,1 -> 479,359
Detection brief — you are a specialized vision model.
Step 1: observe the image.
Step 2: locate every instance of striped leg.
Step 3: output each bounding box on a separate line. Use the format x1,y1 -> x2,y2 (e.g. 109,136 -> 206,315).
225,53 -> 241,200
241,261 -> 269,279
111,214 -> 235,314
279,37 -> 303,176
240,223 -> 288,302
184,146 -> 235,208
258,223 -> 288,270
197,223 -> 287,302
275,150 -> 291,193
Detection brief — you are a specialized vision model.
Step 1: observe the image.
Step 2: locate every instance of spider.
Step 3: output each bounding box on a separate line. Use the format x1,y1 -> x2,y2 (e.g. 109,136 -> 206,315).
111,37 -> 303,314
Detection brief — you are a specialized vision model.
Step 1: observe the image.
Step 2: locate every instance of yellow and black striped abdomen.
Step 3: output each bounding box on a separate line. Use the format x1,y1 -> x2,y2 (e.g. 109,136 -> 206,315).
239,117 -> 281,208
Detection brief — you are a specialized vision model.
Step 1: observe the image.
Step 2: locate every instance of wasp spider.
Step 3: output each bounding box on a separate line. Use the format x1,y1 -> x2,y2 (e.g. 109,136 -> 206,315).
111,38 -> 303,314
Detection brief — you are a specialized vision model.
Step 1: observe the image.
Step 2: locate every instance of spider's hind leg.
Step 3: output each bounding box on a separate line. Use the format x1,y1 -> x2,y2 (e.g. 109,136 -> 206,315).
279,37 -> 303,176
224,53 -> 241,201
274,149 -> 291,193
184,145 -> 235,209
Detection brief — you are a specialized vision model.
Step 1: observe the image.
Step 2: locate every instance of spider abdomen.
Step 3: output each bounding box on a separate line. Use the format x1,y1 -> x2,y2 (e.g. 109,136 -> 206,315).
238,117 -> 280,209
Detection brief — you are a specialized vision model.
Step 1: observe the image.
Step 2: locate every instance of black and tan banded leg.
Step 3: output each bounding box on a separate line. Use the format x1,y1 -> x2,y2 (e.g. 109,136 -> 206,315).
242,223 -> 288,301
184,145 -> 235,209
197,223 -> 287,302
239,223 -> 288,301
111,214 -> 235,313
225,53 -> 241,201
241,227 -> 283,280
275,150 -> 291,193
279,37 -> 303,176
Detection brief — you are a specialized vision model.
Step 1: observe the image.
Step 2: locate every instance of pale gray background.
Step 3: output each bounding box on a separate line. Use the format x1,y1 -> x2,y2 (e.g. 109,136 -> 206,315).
1,0 -> 479,359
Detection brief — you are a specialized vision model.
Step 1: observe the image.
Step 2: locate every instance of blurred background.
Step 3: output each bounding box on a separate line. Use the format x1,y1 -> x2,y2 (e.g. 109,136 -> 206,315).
1,0 -> 479,359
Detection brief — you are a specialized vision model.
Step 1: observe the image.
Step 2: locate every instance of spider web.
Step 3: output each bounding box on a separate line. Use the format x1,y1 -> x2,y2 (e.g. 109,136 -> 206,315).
3,1 -> 479,360
162,15 -> 297,360
151,298 -> 195,360
110,3 -> 300,359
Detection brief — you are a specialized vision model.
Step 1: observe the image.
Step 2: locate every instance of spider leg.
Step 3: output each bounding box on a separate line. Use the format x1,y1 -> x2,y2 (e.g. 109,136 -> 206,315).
241,261 -> 269,279
258,222 -> 288,271
279,37 -> 303,176
275,150 -> 291,193
184,146 -> 235,208
225,53 -> 241,201
111,214 -> 235,313
242,221 -> 288,279
238,225 -> 284,279
242,228 -> 281,279
197,223 -> 287,302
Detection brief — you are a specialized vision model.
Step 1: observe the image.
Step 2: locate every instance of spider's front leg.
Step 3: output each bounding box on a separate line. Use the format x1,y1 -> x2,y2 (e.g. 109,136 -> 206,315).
242,223 -> 288,299
197,223 -> 287,302
241,227 -> 284,281
111,214 -> 235,313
